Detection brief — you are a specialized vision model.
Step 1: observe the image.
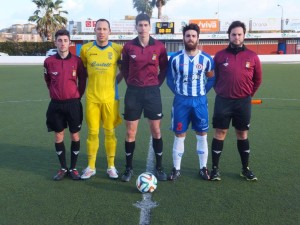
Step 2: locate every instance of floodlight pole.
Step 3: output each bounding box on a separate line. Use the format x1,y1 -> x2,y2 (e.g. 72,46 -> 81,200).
277,4 -> 284,32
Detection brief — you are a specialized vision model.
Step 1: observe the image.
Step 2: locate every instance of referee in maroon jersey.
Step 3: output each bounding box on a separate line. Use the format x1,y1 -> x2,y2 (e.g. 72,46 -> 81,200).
210,21 -> 262,181
120,13 -> 168,182
44,30 -> 87,181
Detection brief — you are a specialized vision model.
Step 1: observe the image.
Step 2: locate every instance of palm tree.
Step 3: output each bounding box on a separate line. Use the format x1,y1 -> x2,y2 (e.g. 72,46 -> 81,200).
28,0 -> 68,41
150,0 -> 169,19
132,0 -> 153,17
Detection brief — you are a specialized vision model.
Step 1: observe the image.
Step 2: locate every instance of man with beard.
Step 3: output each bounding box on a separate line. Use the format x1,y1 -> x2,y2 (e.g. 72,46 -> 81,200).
167,23 -> 215,181
210,21 -> 262,181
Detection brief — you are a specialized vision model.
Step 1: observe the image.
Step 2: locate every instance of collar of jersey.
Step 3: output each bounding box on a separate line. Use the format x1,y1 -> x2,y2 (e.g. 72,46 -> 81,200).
55,52 -> 72,60
226,44 -> 246,55
133,36 -> 155,47
93,41 -> 112,50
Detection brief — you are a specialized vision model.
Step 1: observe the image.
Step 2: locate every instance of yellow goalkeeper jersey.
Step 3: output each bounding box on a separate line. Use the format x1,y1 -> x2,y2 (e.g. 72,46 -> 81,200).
80,41 -> 122,103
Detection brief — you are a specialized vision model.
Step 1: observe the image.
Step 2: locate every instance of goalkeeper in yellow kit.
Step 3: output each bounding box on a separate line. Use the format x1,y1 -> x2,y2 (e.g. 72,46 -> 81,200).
80,19 -> 122,179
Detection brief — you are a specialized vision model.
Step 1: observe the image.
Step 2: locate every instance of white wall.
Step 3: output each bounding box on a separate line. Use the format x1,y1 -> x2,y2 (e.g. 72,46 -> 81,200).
0,55 -> 300,65
0,56 -> 46,65
258,55 -> 300,63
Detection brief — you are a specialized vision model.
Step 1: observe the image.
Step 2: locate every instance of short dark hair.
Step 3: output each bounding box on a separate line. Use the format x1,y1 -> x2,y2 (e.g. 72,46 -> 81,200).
55,29 -> 70,40
95,18 -> 111,29
227,21 -> 246,35
135,13 -> 150,25
183,23 -> 200,36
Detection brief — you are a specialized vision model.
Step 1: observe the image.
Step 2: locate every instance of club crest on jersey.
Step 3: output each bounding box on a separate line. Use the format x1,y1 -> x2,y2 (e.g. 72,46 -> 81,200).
246,61 -> 251,68
72,69 -> 76,76
195,63 -> 203,70
152,54 -> 157,60
108,52 -> 113,60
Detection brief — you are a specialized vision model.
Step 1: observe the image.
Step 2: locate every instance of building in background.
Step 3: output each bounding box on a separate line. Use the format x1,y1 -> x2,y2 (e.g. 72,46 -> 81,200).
1,17 -> 300,55
0,23 -> 42,42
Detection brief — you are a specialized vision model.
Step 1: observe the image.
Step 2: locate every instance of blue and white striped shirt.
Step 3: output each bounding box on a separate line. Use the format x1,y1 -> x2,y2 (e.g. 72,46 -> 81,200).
167,50 -> 215,97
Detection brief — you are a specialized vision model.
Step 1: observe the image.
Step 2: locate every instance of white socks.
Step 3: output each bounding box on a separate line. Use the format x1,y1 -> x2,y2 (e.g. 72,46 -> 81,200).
172,134 -> 208,170
196,134 -> 208,169
172,136 -> 185,170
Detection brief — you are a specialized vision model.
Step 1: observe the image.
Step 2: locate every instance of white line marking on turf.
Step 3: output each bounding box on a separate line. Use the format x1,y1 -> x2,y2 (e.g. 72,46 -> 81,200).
0,99 -> 48,104
1,97 -> 300,105
133,137 -> 158,225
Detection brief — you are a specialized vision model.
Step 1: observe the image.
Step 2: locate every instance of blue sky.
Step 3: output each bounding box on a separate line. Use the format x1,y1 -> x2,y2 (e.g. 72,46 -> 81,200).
0,0 -> 298,29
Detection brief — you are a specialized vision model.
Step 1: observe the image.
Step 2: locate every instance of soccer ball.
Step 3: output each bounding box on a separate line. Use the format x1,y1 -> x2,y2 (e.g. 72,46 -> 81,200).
136,172 -> 158,193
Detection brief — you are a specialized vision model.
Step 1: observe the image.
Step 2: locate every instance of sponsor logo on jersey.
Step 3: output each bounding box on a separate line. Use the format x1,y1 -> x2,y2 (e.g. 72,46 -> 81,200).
91,61 -> 112,67
223,57 -> 229,67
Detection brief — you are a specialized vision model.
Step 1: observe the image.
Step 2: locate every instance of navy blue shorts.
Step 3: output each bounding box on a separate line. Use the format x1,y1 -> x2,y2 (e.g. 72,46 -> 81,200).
171,95 -> 209,134
124,85 -> 163,121
46,99 -> 83,133
212,95 -> 251,131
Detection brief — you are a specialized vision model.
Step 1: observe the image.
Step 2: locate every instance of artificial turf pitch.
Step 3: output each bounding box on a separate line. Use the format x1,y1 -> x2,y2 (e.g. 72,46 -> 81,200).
0,64 -> 299,225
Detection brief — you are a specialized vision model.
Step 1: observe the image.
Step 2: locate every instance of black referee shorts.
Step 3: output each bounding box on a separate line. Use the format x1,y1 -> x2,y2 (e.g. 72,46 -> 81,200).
46,98 -> 83,133
124,85 -> 163,121
212,95 -> 251,131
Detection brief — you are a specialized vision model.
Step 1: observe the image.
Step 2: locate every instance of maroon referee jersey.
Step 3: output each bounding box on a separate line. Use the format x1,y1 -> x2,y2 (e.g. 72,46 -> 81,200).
121,36 -> 168,87
214,46 -> 262,99
44,53 -> 87,100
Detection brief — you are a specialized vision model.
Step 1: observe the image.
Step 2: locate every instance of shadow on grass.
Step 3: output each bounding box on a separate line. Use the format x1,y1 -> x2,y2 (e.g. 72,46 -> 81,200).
0,142 -> 170,195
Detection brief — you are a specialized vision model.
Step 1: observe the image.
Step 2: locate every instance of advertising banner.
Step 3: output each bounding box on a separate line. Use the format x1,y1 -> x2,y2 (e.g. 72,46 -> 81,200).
80,20 -> 135,33
220,19 -> 250,32
189,19 -> 219,32
284,18 -> 300,31
251,18 -> 281,31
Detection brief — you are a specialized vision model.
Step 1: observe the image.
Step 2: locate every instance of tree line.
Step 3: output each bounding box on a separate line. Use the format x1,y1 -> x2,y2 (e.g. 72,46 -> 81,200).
28,0 -> 169,42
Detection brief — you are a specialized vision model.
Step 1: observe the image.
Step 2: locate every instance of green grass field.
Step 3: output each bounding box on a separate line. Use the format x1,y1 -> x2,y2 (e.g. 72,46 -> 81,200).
0,64 -> 299,225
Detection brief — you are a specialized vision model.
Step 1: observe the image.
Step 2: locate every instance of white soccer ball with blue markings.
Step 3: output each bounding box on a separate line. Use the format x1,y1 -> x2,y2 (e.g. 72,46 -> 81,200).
136,172 -> 158,193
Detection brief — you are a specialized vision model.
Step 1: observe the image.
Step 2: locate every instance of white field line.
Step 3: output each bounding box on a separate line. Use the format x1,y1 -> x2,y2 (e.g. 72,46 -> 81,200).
0,99 -> 48,104
133,137 -> 158,225
0,97 -> 299,104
